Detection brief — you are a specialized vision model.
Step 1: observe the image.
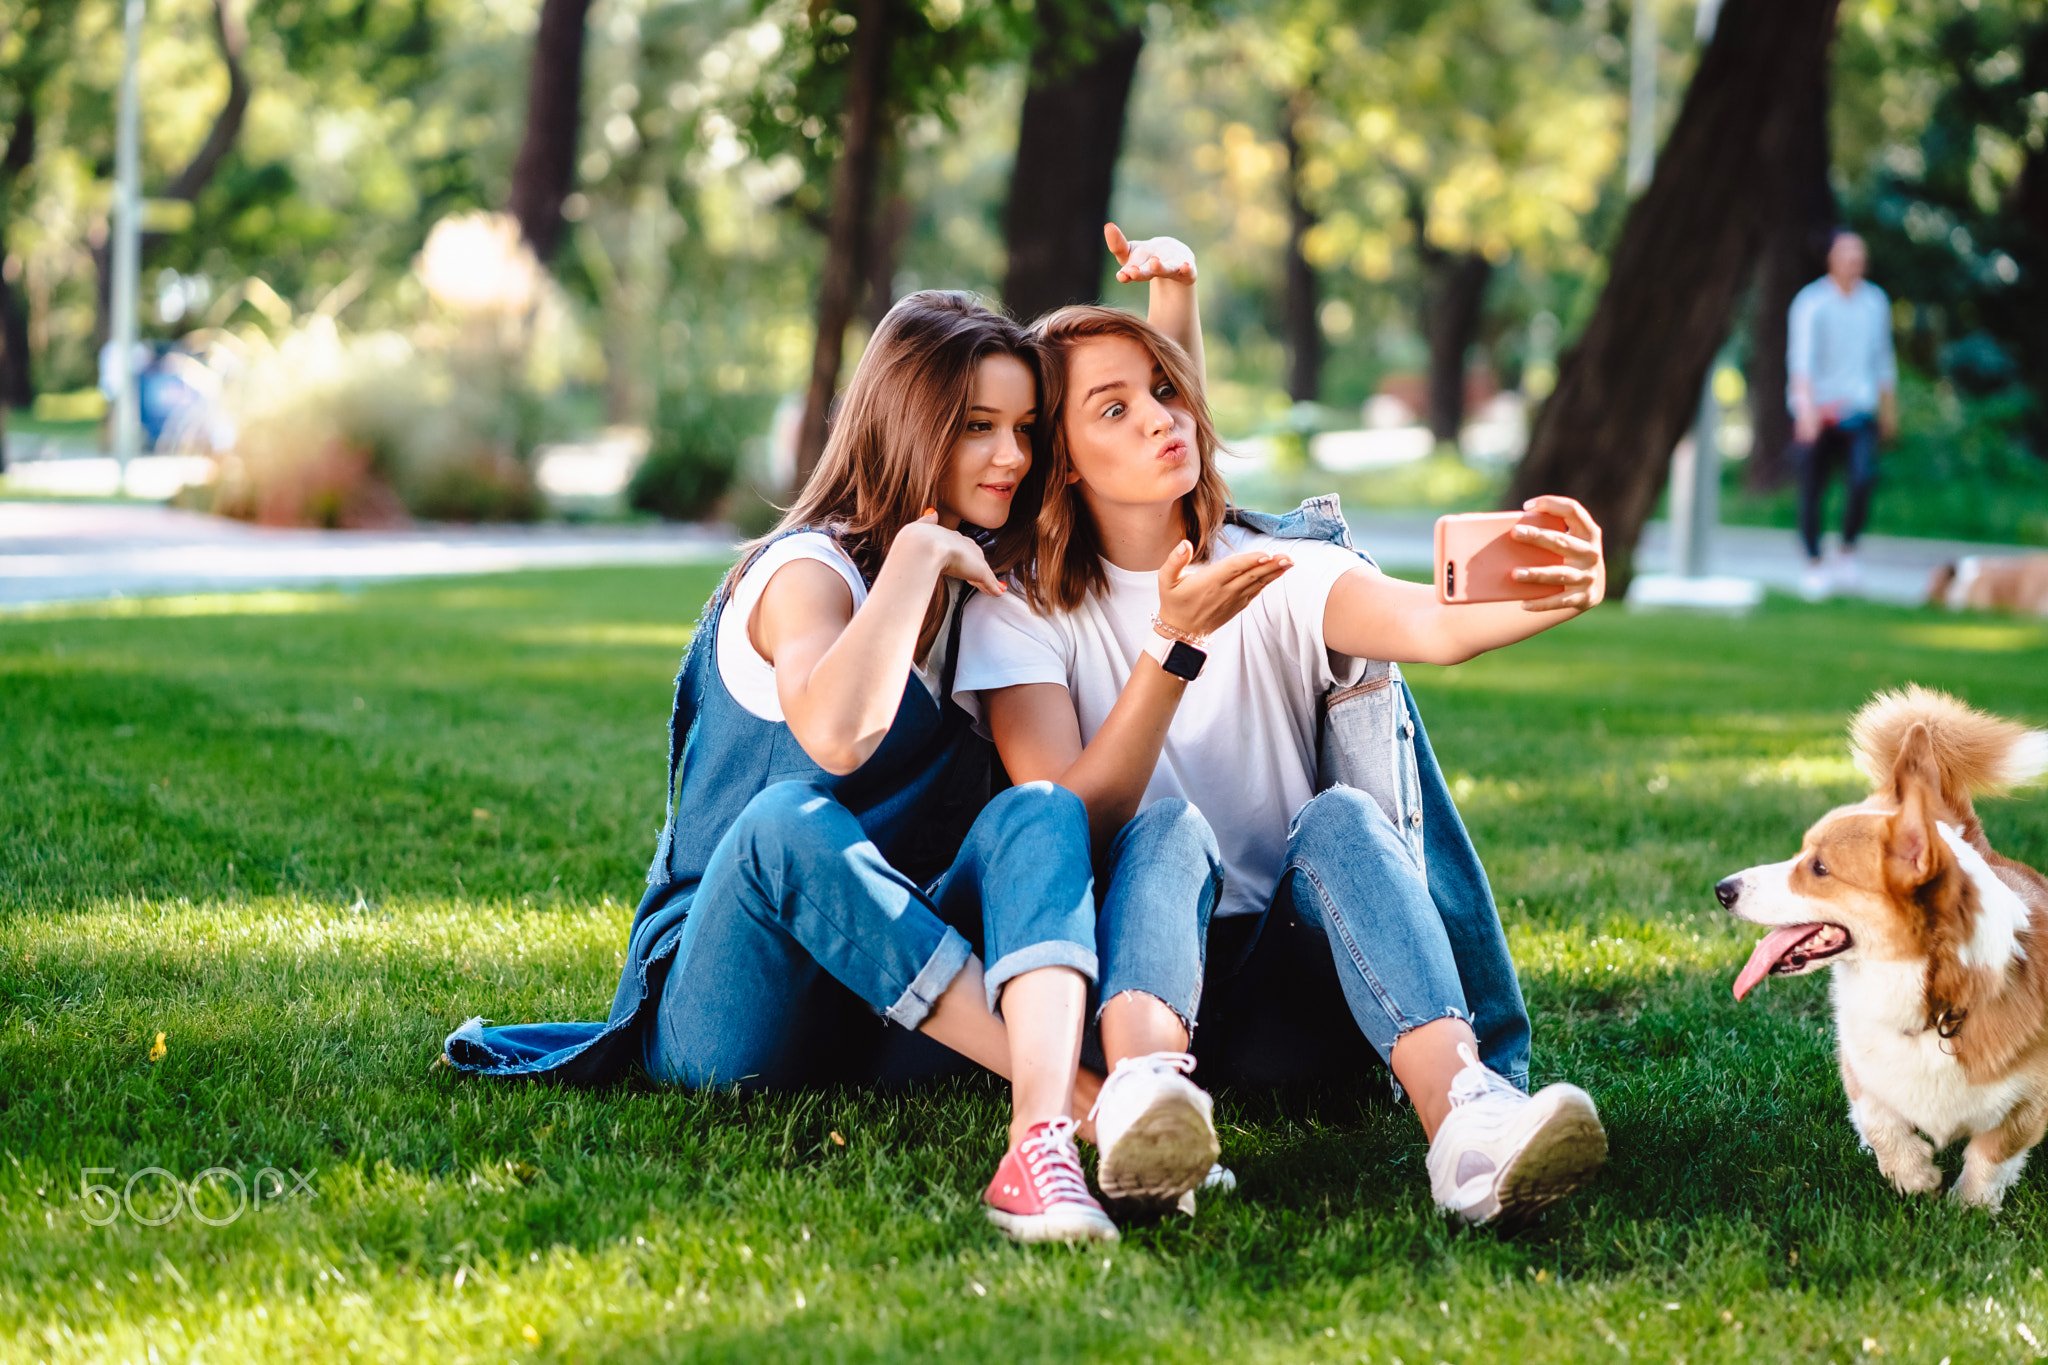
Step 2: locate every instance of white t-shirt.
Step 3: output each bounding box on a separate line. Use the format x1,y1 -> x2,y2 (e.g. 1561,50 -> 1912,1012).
953,526 -> 1364,918
717,531 -> 953,722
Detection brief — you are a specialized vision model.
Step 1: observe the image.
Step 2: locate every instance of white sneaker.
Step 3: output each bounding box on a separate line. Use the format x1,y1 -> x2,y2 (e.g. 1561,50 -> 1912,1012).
1173,1162 -> 1237,1217
1426,1044 -> 1606,1229
1090,1051 -> 1221,1205
1831,549 -> 1863,596
1799,562 -> 1830,602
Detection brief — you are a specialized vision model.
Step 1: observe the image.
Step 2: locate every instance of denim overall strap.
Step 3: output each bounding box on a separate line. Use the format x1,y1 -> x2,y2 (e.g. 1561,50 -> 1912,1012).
647,524 -> 826,889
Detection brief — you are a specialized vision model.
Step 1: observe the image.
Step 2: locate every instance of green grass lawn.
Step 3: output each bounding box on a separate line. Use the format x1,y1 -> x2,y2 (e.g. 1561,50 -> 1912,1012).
4,568 -> 2048,1363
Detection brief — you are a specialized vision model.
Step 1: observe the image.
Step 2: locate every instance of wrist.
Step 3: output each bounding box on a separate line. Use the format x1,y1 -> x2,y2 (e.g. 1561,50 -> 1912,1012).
885,524 -> 945,577
1141,632 -> 1207,681
1150,613 -> 1207,647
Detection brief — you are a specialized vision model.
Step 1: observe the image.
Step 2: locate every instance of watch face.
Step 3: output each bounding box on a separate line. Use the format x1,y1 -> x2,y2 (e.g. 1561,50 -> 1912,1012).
1162,640 -> 1207,681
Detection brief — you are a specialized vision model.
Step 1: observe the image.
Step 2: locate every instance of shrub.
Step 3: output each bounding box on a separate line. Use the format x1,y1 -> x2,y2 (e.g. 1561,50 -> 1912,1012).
628,391 -> 766,522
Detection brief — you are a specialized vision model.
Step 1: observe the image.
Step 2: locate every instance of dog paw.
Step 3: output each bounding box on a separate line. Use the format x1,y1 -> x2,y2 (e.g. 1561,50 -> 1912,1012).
1883,1161 -> 1943,1196
1948,1179 -> 2005,1213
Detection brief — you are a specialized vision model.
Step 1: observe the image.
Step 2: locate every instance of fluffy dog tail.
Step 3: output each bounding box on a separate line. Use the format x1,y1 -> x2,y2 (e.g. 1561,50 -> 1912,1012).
1850,685 -> 2048,812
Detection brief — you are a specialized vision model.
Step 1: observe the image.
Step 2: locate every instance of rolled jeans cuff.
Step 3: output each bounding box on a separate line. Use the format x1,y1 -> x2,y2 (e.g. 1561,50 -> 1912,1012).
1094,988 -> 1198,1039
984,941 -> 1099,1016
884,925 -> 974,1031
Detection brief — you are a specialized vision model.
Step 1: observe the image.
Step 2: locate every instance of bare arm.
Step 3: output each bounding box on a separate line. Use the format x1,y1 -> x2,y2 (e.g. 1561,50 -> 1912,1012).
753,519 -> 1003,775
1106,223 -> 1205,386
1789,290 -> 1820,442
987,672 -> 1183,850
1324,495 -> 1605,665
983,542 -> 1291,846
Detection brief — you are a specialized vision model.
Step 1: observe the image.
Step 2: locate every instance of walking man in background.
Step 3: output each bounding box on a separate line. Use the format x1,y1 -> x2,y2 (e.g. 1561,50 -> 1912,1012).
1787,230 -> 1898,600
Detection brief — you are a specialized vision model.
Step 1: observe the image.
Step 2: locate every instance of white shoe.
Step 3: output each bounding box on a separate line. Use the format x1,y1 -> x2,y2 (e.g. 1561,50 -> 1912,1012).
1426,1044 -> 1607,1229
1831,550 -> 1863,595
1090,1051 -> 1221,1205
1799,562 -> 1830,602
1173,1162 -> 1237,1217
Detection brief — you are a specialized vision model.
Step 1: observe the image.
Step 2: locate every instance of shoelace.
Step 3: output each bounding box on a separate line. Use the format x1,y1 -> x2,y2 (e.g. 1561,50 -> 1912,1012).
1019,1117 -> 1094,1206
1445,1042 -> 1526,1117
1085,1051 -> 1198,1122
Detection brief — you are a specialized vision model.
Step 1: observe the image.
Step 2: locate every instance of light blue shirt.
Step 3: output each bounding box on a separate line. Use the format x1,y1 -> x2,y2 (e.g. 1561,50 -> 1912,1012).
1786,277 -> 1897,418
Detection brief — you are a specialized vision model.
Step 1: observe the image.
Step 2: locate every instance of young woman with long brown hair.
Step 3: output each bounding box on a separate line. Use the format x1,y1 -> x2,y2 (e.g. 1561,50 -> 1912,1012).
954,232 -> 1615,1229
446,287 -> 1212,1243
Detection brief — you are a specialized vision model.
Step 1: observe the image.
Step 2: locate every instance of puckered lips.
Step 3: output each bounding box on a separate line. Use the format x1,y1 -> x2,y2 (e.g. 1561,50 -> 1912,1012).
1732,923 -> 1853,1000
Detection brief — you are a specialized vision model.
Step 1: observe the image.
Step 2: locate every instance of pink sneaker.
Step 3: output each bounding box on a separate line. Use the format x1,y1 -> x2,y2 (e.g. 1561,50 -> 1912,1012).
983,1117 -> 1119,1244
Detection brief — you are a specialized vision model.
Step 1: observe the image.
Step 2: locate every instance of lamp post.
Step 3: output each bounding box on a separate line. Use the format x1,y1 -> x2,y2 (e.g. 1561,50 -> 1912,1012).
1626,0 -> 1659,194
109,0 -> 147,474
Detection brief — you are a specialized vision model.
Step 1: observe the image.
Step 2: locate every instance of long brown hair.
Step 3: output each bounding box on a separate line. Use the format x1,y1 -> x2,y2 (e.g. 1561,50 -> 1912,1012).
1015,305 -> 1229,612
734,291 -> 1045,658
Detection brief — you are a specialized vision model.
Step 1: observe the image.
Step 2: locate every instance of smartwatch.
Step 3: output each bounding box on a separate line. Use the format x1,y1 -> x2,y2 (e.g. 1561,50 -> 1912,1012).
1142,632 -> 1207,681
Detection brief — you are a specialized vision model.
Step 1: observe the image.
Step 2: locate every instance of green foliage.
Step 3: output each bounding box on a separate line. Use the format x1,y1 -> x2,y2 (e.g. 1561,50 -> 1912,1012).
1837,0 -> 2048,448
1722,364 -> 2048,547
1112,0 -> 1626,413
5,568 -> 2048,1359
628,390 -> 770,522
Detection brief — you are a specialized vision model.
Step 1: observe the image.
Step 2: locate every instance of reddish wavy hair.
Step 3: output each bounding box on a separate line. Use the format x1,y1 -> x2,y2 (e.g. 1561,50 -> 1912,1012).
1016,306 -> 1228,612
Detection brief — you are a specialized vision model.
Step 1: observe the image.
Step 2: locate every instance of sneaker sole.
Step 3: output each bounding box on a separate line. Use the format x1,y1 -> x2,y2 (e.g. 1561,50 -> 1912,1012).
1475,1085 -> 1607,1231
984,1204 -> 1119,1244
1096,1090 -> 1222,1204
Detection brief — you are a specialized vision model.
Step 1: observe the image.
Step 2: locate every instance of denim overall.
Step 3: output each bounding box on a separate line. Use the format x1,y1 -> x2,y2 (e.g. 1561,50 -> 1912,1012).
444,528 -> 1099,1088
1192,496 -> 1533,1092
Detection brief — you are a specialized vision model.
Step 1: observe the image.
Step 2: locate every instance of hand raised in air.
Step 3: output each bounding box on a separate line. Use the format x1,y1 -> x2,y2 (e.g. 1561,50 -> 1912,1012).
1106,223 -> 1198,286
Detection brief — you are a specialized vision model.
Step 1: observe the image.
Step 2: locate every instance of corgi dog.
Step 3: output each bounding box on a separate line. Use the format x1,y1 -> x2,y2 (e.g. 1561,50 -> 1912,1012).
1715,686 -> 2048,1209
1926,555 -> 2048,617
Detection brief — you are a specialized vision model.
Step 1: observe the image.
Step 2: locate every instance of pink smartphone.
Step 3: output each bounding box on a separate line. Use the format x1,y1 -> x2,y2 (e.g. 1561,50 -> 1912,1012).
1434,510 -> 1568,604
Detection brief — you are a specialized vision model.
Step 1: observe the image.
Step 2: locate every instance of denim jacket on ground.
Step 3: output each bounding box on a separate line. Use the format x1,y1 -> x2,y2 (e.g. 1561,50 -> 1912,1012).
1227,495 -> 1532,1085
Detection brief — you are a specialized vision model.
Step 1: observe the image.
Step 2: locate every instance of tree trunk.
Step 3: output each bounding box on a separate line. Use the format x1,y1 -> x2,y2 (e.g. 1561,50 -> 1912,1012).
1,100 -> 36,410
1421,249 -> 1490,444
1746,53 -> 1835,490
1281,89 -> 1320,404
507,0 -> 593,265
794,0 -> 893,489
1507,0 -> 1842,590
165,0 -> 249,203
1001,4 -> 1144,322
0,271 -> 27,410
863,139 -> 908,332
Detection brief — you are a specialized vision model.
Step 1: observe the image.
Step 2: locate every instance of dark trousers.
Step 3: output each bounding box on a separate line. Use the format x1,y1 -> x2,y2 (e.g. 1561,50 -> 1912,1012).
1791,415 -> 1879,560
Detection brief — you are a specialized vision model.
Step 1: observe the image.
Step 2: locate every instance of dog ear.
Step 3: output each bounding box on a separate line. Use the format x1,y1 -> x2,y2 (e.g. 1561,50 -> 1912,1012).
1889,722 -> 1942,880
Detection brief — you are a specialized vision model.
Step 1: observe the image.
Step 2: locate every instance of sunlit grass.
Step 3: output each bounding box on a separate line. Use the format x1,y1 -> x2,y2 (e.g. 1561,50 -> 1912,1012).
4,567 -> 2048,1361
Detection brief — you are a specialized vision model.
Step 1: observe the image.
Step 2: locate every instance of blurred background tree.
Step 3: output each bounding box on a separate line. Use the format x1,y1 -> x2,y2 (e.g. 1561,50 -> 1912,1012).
3,0 -> 2043,550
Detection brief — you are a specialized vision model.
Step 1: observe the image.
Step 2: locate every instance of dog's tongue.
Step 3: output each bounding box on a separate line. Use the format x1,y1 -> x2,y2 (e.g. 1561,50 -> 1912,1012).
1732,925 -> 1826,1001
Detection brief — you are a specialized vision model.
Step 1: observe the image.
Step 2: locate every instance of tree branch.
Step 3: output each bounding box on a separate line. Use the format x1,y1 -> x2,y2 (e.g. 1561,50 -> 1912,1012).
162,0 -> 251,204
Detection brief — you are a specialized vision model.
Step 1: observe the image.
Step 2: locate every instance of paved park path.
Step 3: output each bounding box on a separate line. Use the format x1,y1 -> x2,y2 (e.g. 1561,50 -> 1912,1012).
0,502 -> 735,608
0,499 -> 2014,610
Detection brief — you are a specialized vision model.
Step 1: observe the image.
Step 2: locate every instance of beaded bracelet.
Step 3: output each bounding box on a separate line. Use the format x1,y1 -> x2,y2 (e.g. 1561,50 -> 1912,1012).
1149,613 -> 1208,647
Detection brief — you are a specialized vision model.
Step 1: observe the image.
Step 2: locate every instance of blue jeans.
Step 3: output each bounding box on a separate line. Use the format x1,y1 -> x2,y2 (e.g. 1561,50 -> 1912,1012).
1194,785 -> 1532,1095
641,779 -> 1103,1088
1091,799 -> 1222,1034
